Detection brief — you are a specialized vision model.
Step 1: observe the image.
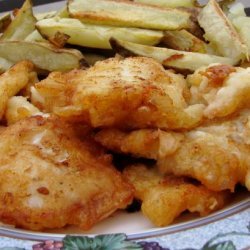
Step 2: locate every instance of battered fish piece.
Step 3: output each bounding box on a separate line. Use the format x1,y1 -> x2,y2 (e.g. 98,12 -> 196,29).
188,64 -> 250,119
0,115 -> 133,230
123,164 -> 227,227
95,128 -> 184,160
32,57 -> 204,130
96,111 -> 250,191
0,126 -> 5,134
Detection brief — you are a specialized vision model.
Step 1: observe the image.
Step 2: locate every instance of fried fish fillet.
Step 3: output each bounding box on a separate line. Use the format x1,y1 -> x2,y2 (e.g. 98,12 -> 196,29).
96,111 -> 250,191
123,164 -> 227,227
0,115 -> 133,230
187,64 -> 250,119
31,57 -> 204,130
0,126 -> 5,134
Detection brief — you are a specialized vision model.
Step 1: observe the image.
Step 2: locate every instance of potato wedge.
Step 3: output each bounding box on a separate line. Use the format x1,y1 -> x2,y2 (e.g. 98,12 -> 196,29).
5,96 -> 41,125
198,0 -> 247,63
227,2 -> 246,20
0,61 -> 35,119
83,53 -> 106,65
0,57 -> 13,74
35,7 -> 69,20
56,7 -> 70,18
0,41 -> 84,72
67,0 -> 190,30
35,11 -> 57,21
162,29 -> 207,53
232,17 -> 250,58
110,38 -> 235,72
134,0 -> 196,8
24,30 -> 47,43
1,0 -> 36,41
0,13 -> 11,33
36,18 -> 163,49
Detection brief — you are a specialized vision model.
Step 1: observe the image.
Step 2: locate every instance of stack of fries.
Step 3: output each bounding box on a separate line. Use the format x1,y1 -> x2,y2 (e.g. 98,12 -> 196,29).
0,0 -> 249,72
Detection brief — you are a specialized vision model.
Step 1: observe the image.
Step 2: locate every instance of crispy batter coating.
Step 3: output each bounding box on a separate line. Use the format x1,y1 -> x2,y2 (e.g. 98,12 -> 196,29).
0,115 -> 133,230
95,128 -> 184,160
5,96 -> 41,125
123,164 -> 227,227
32,57 -> 204,130
0,126 -> 6,134
187,64 -> 250,119
96,111 -> 250,191
0,60 -> 35,120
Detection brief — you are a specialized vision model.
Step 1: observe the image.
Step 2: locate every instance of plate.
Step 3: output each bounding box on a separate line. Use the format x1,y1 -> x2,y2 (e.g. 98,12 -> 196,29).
0,0 -> 249,242
0,189 -> 249,241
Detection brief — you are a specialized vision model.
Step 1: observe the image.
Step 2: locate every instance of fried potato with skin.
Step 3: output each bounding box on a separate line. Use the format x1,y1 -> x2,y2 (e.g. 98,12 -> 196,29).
187,64 -> 250,119
0,60 -> 35,120
68,0 -> 190,30
123,164 -> 227,226
110,38 -> 235,72
0,41 -> 84,72
96,111 -> 250,191
0,13 -> 11,33
162,29 -> 207,53
0,115 -> 133,230
32,57 -> 204,130
5,96 -> 41,125
198,0 -> 247,63
134,0 -> 196,8
0,0 -> 36,41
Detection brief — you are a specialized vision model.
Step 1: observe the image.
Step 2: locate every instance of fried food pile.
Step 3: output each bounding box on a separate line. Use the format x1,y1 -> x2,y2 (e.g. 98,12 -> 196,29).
0,57 -> 249,231
0,115 -> 133,230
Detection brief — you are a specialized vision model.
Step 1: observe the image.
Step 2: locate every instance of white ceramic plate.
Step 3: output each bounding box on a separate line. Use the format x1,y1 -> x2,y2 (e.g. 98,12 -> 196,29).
0,0 -> 249,242
0,189 -> 249,241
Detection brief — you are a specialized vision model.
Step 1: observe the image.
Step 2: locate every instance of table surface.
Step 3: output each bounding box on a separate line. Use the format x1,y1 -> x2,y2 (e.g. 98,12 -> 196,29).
0,1 -> 249,249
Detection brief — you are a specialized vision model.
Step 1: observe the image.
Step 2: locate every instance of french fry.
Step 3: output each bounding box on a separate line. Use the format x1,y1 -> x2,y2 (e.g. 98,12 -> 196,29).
0,0 -> 36,41
35,11 -> 57,21
0,61 -> 35,119
162,29 -> 207,53
0,57 -> 13,74
24,30 -> 47,43
5,96 -> 41,125
67,0 -> 191,30
36,18 -> 163,49
84,53 -> 106,65
134,0 -> 196,8
198,0 -> 247,63
0,13 -> 11,33
226,2 -> 246,20
0,41 -> 85,72
56,7 -> 70,18
232,17 -> 250,58
110,38 -> 235,72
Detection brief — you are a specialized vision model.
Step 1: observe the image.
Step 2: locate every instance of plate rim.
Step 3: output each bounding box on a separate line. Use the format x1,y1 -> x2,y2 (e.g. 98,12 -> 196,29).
0,0 -> 249,243
0,197 -> 249,241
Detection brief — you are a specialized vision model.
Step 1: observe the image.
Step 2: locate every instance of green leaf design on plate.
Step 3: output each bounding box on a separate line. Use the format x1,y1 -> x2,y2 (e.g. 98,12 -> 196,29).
202,240 -> 236,250
63,233 -> 142,250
